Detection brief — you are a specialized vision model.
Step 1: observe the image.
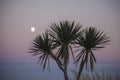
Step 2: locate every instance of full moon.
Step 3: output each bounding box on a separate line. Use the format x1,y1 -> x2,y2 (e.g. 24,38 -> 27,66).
31,27 -> 35,32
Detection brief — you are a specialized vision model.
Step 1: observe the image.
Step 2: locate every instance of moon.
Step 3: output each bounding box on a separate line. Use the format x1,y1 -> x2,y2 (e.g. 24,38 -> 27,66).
31,27 -> 35,32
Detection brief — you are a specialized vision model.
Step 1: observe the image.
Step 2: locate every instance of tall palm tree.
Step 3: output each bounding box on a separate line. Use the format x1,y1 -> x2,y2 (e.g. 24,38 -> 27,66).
75,27 -> 110,80
48,20 -> 82,80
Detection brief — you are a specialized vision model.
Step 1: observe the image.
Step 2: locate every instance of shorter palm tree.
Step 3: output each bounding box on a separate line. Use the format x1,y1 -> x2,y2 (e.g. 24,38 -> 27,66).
75,27 -> 110,80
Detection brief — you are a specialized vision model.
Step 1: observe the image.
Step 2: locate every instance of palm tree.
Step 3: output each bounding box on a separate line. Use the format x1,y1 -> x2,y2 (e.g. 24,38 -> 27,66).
29,20 -> 82,80
48,21 -> 82,80
75,27 -> 111,80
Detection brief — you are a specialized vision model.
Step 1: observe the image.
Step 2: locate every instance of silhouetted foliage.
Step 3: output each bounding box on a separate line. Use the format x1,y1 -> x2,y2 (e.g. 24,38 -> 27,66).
75,27 -> 110,80
29,20 -> 110,80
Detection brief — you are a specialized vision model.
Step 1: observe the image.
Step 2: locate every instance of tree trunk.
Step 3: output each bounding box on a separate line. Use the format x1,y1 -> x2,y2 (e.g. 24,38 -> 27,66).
76,61 -> 85,80
54,58 -> 69,80
50,52 -> 69,80
63,70 -> 69,80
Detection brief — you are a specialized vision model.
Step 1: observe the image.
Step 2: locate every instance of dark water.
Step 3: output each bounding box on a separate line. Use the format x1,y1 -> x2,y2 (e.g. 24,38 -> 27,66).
0,62 -> 120,80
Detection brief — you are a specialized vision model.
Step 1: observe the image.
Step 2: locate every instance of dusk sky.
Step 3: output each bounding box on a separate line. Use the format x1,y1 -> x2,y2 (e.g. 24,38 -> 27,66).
0,0 -> 120,63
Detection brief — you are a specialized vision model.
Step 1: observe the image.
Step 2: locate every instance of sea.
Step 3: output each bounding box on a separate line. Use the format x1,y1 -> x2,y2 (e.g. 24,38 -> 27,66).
0,62 -> 120,80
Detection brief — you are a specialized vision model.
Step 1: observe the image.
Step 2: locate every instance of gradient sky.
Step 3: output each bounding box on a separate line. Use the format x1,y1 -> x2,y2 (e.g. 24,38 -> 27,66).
0,0 -> 120,63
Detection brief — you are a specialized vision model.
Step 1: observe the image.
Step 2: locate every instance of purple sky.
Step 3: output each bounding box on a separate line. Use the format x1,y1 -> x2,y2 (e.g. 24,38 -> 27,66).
0,0 -> 120,63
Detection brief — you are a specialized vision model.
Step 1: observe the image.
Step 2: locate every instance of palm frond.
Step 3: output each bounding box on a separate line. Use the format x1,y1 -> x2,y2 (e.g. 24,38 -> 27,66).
29,33 -> 53,71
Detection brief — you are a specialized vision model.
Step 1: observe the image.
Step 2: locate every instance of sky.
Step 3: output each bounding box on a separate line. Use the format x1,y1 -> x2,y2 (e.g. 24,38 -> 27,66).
0,0 -> 120,63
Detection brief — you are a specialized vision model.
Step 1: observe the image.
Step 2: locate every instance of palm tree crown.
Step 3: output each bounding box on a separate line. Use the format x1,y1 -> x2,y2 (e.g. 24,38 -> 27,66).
29,33 -> 53,70
48,21 -> 82,65
75,27 -> 111,80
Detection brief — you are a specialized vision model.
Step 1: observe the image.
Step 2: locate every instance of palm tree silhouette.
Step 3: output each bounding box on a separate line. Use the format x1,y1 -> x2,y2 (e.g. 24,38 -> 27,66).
75,27 -> 110,80
29,21 -> 110,80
